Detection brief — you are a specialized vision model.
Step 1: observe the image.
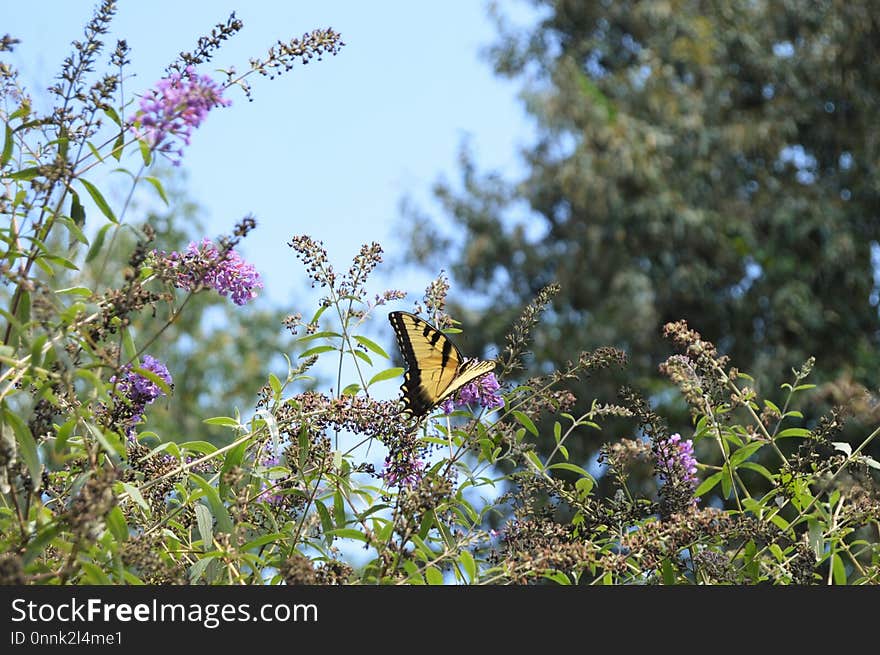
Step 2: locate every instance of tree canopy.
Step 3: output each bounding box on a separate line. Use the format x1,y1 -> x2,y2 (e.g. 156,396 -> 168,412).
407,0 -> 880,446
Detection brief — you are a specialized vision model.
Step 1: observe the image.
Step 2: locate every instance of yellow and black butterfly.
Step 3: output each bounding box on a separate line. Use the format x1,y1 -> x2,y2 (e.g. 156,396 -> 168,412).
388,311 -> 496,419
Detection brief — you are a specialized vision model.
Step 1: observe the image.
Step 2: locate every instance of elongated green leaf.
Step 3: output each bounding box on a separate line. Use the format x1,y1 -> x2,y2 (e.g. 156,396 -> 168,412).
831,553 -> 847,585
694,471 -> 723,497
460,550 -> 476,583
299,345 -> 337,358
106,506 -> 129,541
195,503 -> 213,551
776,427 -> 812,439
353,335 -> 389,359
729,442 -> 765,468
189,557 -> 214,583
424,566 -> 444,585
79,178 -> 117,223
368,367 -> 404,386
85,223 -> 112,262
326,528 -> 367,542
203,416 -> 241,427
55,286 -> 92,297
144,176 -> 169,205
121,482 -> 151,513
513,410 -> 538,436
190,474 -> 233,533
297,330 -> 341,343
1,124 -> 12,167
8,166 -> 40,181
3,407 -> 41,491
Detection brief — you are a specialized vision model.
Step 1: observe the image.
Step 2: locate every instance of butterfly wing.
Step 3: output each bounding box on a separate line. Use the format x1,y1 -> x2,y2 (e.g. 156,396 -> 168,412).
389,311 -> 495,418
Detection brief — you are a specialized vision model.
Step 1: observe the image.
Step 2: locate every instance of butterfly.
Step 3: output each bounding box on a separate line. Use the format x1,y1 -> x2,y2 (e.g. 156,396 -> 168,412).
388,311 -> 496,419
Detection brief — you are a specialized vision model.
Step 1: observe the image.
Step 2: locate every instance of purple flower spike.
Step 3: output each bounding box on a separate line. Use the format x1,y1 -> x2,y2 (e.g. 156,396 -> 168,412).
154,238 -> 263,305
130,65 -> 231,165
110,355 -> 172,439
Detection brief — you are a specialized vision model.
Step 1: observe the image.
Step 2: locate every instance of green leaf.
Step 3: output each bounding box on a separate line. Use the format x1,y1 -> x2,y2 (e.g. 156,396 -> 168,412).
326,528 -> 367,542
138,138 -> 152,165
460,550 -> 476,583
512,410 -> 538,437
268,373 -> 282,397
8,166 -> 40,181
190,474 -> 233,533
368,367 -> 404,386
297,330 -> 341,343
315,500 -> 334,540
424,566 -> 444,585
121,482 -> 151,513
352,349 -> 372,365
342,383 -> 361,396
23,524 -> 61,565
121,328 -> 137,362
299,345 -> 337,358
80,562 -> 112,584
660,558 -> 676,585
203,416 -> 241,427
85,223 -> 112,262
1,124 -> 13,167
729,442 -> 765,468
70,190 -> 85,226
106,506 -> 129,542
3,407 -> 41,491
144,176 -> 169,205
738,461 -> 775,482
353,335 -> 389,359
79,178 -> 118,224
548,462 -> 593,478
831,553 -> 847,585
776,427 -> 812,439
189,557 -> 214,583
694,471 -> 723,497
181,440 -> 217,456
55,286 -> 92,297
195,503 -> 213,551
524,450 -> 544,473
575,476 -> 594,496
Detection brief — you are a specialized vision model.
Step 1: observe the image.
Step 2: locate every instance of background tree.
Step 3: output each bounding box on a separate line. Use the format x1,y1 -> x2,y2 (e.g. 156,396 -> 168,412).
403,0 -> 880,473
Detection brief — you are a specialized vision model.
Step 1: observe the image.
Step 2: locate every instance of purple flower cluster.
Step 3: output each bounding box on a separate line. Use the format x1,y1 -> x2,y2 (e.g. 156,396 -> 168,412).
656,433 -> 699,496
110,355 -> 172,438
382,453 -> 425,489
441,372 -> 504,415
257,455 -> 285,506
130,65 -> 231,165
156,238 -> 263,305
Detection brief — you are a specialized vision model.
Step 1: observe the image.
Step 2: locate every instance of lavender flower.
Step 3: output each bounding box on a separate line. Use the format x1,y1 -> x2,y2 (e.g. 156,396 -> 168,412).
655,433 -> 700,503
130,65 -> 231,165
257,454 -> 284,506
110,355 -> 172,438
154,238 -> 263,305
442,372 -> 504,415
382,453 -> 425,489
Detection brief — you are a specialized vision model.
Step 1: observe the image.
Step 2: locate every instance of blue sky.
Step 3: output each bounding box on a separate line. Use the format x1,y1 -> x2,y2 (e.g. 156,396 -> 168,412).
5,1 -> 537,310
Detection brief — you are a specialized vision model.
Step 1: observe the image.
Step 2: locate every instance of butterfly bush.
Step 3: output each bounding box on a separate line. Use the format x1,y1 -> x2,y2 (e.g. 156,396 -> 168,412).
655,432 -> 700,501
130,65 -> 232,164
109,355 -> 173,438
441,372 -> 504,415
153,238 -> 263,305
382,452 -> 426,489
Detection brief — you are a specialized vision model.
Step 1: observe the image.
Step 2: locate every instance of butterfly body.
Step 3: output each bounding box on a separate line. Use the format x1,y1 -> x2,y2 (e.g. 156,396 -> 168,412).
388,311 -> 496,418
